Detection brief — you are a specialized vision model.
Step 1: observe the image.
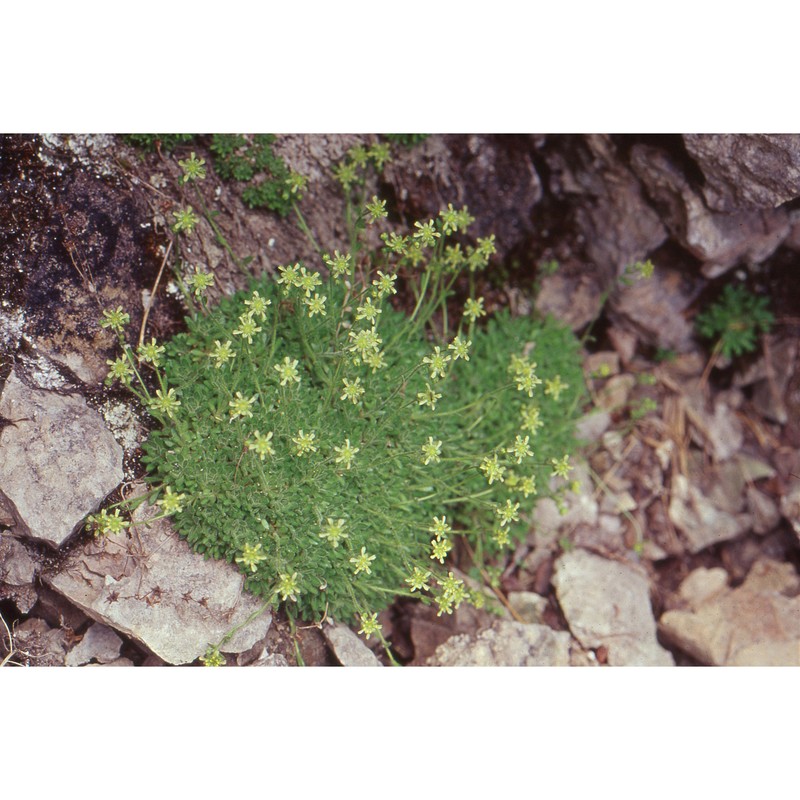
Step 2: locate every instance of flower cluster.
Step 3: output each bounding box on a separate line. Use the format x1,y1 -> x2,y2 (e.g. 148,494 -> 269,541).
95,147 -> 587,653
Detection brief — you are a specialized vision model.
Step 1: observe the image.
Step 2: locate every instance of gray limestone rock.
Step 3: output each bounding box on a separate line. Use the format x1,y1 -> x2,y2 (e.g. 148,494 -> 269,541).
683,134 -> 800,212
427,621 -> 578,666
631,144 -> 789,278
659,559 -> 800,665
574,409 -> 612,444
534,268 -> 607,332
683,386 -> 744,463
507,591 -> 549,625
0,533 -> 35,586
609,267 -> 699,353
11,618 -> 69,666
324,623 -> 382,667
553,549 -> 674,666
781,480 -> 800,541
595,374 -> 636,413
677,567 -> 730,610
0,368 -> 124,547
546,135 -> 668,278
45,489 -> 272,665
236,647 -> 290,667
0,533 -> 38,613
531,462 -> 597,545
747,486 -> 781,535
65,622 -> 123,666
668,473 -> 751,553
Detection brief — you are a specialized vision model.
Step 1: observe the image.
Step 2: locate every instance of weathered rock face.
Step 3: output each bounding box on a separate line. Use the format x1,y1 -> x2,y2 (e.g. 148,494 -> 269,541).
427,621 -> 581,667
384,134 -> 544,263
0,532 -> 37,612
324,623 -> 382,667
9,618 -> 70,666
64,622 -> 123,666
0,135 -> 171,386
683,134 -> 800,212
44,490 -> 272,665
552,548 -> 674,666
0,367 -> 124,547
608,265 -> 701,353
543,134 -> 669,278
631,144 -> 790,278
659,559 -> 800,666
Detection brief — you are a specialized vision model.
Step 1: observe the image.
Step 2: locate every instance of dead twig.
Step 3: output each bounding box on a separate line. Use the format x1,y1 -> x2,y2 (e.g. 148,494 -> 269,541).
138,236 -> 174,348
0,609 -> 21,667
112,156 -> 174,202
698,339 -> 723,394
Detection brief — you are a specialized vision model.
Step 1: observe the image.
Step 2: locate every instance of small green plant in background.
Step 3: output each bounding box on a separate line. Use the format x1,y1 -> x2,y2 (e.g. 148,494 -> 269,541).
695,283 -> 774,360
208,134 -> 294,215
123,134 -> 197,152
123,133 -> 298,217
383,134 -> 430,148
94,143 -> 587,652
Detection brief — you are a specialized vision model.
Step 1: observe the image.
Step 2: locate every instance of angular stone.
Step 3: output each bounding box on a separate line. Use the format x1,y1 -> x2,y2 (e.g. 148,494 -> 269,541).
324,623 -> 382,667
0,533 -> 35,586
707,460 -> 748,515
595,374 -> 636,413
546,135 -> 668,277
607,325 -> 639,365
678,567 -> 730,610
752,379 -> 789,426
574,409 -> 611,443
553,549 -> 674,666
683,134 -> 800,212
780,480 -> 800,540
236,646 -> 290,667
683,387 -> 744,462
0,369 -> 124,547
631,143 -> 789,278
65,623 -> 123,666
585,351 -> 621,378
732,453 -> 776,483
0,533 -> 38,613
427,621 -> 576,666
747,486 -> 781,535
668,473 -> 751,553
610,267 -> 699,353
11,618 -> 69,666
531,462 -> 597,543
659,559 -> 800,666
733,337 -> 797,391
507,591 -> 549,625
45,490 -> 272,665
535,269 -> 607,332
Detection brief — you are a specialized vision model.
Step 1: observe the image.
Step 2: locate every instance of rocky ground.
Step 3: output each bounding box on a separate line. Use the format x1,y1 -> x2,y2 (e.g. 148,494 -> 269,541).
1,133 -> 799,667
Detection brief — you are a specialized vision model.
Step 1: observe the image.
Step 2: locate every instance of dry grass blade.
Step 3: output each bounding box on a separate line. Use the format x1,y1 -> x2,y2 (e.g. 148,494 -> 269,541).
0,609 -> 19,667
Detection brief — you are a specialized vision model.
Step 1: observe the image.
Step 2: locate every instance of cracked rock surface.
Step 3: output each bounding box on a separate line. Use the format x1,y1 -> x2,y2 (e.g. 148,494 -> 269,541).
659,559 -> 800,665
553,549 -> 674,666
0,367 -> 124,547
426,621 -> 583,667
324,623 -> 382,667
0,533 -> 37,612
44,488 -> 272,665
